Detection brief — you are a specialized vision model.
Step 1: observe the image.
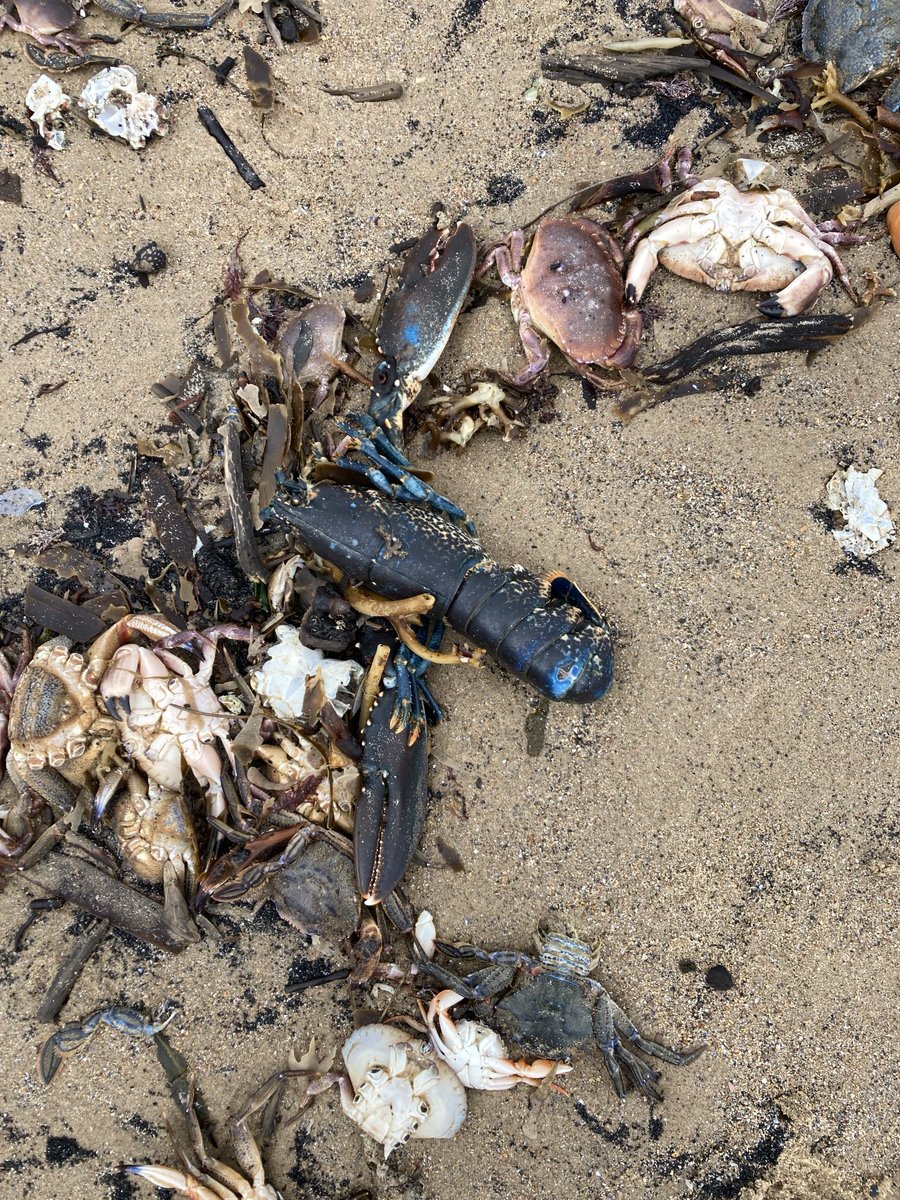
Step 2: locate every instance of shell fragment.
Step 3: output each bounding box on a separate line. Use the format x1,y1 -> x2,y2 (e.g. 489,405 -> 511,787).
79,67 -> 167,150
824,466 -> 896,559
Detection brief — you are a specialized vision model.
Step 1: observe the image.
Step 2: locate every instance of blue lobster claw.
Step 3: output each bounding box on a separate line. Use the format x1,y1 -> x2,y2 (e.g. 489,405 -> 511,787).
368,222 -> 477,443
353,623 -> 444,904
355,676 -> 429,904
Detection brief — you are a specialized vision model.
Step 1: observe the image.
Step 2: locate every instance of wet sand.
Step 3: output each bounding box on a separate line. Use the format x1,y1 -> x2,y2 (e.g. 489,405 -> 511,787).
0,2 -> 898,1198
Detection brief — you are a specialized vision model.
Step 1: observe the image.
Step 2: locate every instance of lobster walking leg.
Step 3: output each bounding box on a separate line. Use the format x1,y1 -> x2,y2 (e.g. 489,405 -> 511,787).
334,413 -> 475,530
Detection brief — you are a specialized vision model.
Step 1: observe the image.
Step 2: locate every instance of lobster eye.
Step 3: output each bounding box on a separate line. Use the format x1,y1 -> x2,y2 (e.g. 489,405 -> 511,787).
374,362 -> 392,387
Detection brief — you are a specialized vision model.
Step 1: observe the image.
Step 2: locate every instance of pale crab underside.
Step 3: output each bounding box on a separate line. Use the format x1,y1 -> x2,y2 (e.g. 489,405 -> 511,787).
625,180 -> 854,316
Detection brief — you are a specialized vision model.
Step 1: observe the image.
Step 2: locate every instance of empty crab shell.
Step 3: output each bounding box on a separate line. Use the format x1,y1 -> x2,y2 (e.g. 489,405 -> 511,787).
341,1024 -> 466,1157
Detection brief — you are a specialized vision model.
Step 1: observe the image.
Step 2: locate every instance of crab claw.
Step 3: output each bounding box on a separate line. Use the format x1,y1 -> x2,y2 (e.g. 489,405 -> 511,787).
369,223 -> 477,442
424,989 -> 573,1090
354,683 -> 428,904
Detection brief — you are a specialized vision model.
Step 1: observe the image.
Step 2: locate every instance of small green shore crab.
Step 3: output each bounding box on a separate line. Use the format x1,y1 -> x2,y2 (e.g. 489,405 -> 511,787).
480,215 -> 643,386
420,931 -> 703,1101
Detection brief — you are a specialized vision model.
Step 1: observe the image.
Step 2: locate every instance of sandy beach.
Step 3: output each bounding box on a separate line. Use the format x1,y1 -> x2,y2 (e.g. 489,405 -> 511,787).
0,1 -> 898,1197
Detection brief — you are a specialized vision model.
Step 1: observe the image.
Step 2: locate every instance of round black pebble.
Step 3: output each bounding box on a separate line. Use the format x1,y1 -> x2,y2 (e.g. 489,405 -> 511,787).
131,241 -> 168,275
705,964 -> 734,991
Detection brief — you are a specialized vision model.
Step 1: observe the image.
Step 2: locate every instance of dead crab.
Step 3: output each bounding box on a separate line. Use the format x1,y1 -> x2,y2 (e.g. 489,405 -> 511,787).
98,621 -> 248,819
423,989 -> 574,1090
419,931 -> 703,1101
624,159 -> 857,317
6,614 -> 247,847
480,215 -> 642,386
310,1023 -> 467,1158
197,820 -> 417,985
5,614 -> 175,804
0,0 -> 233,58
130,1072 -> 281,1200
250,733 -> 359,834
674,0 -> 772,77
100,769 -> 199,885
276,300 -> 347,410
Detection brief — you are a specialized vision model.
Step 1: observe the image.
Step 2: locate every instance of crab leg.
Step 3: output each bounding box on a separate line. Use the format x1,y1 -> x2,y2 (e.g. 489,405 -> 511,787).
590,984 -> 703,1100
625,213 -> 720,304
754,226 -> 835,316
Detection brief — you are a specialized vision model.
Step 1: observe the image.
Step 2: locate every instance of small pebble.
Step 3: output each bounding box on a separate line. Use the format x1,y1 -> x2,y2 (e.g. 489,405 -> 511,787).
705,964 -> 734,991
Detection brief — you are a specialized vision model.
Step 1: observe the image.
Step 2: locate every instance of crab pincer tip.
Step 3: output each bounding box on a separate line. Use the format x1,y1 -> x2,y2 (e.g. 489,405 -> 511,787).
758,297 -> 786,318
103,695 -> 131,720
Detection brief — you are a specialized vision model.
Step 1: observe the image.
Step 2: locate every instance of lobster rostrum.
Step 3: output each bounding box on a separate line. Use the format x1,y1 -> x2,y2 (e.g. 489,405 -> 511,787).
268,224 -> 614,903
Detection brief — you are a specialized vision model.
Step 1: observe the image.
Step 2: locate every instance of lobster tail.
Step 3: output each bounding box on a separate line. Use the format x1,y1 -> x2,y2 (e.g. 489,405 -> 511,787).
446,566 -> 613,703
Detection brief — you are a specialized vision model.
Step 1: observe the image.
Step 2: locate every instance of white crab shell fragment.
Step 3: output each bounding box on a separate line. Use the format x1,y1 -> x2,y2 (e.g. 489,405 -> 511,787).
26,75 -> 71,150
824,466 -> 896,559
414,909 -> 437,960
341,1024 -> 466,1158
78,67 -> 168,150
250,624 -> 362,718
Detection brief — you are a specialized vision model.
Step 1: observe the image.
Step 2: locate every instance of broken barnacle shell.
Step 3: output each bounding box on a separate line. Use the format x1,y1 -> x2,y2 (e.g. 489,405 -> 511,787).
26,74 -> 71,150
823,466 -> 896,559
78,66 -> 167,150
340,1024 -> 467,1157
250,624 -> 362,718
727,156 -> 775,190
421,381 -> 526,452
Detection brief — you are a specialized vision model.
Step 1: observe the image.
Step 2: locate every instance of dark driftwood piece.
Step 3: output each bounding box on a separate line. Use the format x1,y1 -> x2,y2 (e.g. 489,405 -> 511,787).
24,853 -> 186,952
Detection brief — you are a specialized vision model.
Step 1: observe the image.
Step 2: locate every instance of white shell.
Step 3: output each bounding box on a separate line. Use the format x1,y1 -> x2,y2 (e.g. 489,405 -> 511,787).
728,156 -> 774,190
341,1024 -> 466,1157
414,910 -> 436,960
78,67 -> 167,150
250,624 -> 362,718
26,75 -> 71,150
824,466 -> 896,559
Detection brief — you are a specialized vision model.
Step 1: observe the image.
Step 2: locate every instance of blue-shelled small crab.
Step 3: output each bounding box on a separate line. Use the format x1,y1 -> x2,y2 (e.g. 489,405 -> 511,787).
420,930 -> 703,1101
